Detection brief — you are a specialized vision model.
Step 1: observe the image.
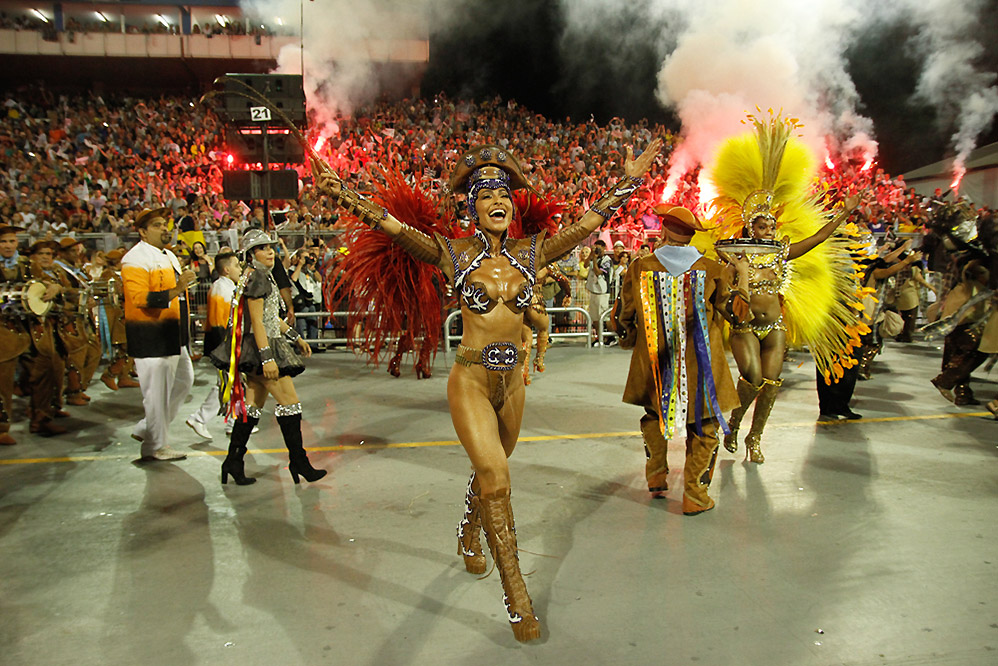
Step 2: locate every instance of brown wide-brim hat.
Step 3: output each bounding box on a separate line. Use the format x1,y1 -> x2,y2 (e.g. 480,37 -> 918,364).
0,225 -> 25,237
652,204 -> 708,235
28,240 -> 60,255
58,236 -> 83,251
105,248 -> 125,262
448,145 -> 535,194
134,207 -> 172,230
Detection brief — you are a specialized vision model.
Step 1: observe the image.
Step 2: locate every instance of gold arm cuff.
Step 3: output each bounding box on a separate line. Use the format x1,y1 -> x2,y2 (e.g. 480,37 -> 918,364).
393,224 -> 443,265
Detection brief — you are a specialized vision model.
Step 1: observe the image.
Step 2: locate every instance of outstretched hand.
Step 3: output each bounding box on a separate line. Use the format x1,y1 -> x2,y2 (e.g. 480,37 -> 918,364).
624,138 -> 664,179
316,172 -> 343,199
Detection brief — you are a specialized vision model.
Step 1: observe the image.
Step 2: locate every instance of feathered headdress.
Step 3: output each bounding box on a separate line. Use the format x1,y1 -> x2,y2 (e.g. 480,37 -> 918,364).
510,191 -> 565,239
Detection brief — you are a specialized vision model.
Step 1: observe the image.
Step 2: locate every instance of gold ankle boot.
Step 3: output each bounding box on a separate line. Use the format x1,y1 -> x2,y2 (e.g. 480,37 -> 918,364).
724,377 -> 761,453
534,330 -> 549,372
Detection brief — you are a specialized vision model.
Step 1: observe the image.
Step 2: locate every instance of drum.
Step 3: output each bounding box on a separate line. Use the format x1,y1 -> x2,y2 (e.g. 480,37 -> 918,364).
0,280 -> 53,317
90,279 -> 120,307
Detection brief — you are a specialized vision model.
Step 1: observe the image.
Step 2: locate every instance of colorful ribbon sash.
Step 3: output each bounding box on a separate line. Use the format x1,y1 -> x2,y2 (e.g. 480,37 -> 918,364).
638,270 -> 729,439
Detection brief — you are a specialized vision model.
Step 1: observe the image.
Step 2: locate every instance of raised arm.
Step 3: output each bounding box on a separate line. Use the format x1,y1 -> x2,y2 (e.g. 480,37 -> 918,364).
787,194 -> 861,260
542,138 -> 662,264
315,171 -> 443,267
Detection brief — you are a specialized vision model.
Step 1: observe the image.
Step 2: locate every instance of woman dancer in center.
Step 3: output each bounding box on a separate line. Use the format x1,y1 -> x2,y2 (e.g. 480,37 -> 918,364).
318,139 -> 661,642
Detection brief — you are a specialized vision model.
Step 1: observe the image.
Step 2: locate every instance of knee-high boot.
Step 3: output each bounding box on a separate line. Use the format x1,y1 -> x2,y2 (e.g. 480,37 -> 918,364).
533,330 -> 549,372
276,403 -> 326,483
221,411 -> 259,486
744,378 -> 782,464
682,420 -> 719,515
724,377 -> 761,453
479,489 -> 541,643
456,472 -> 486,574
640,410 -> 669,493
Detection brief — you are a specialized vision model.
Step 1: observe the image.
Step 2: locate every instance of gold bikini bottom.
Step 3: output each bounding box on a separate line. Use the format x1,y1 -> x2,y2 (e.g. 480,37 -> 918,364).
731,314 -> 786,341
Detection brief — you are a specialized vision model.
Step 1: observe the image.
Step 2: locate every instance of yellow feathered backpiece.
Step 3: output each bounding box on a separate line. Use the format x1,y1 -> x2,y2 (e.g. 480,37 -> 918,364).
697,112 -> 870,383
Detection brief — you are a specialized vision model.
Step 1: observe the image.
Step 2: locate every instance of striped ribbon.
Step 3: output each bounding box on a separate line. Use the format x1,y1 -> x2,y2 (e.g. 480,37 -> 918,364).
220,272 -> 250,420
638,270 -> 728,439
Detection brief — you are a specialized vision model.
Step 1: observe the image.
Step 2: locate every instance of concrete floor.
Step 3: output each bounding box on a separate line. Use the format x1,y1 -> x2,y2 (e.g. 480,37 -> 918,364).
0,338 -> 995,666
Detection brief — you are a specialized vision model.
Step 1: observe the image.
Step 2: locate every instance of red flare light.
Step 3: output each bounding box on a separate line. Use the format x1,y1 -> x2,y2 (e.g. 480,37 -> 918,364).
951,173 -> 964,191
225,153 -> 234,165
825,156 -> 835,170
860,158 -> 873,172
314,136 -> 326,152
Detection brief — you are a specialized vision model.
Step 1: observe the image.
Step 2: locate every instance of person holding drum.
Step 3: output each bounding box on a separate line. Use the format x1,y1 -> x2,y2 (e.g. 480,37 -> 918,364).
23,239 -> 70,437
709,115 -> 862,464
97,248 -> 140,391
0,225 -> 32,445
317,138 -> 662,642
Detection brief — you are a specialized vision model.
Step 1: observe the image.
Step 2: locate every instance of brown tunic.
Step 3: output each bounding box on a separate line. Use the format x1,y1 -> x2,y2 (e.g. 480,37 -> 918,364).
614,254 -> 737,421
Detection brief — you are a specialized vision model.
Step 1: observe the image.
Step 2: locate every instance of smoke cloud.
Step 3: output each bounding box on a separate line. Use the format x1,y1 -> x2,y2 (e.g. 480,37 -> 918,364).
905,0 -> 998,184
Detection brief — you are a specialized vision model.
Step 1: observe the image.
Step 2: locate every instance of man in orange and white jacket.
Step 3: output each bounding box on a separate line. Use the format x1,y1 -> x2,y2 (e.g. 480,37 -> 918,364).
121,208 -> 197,461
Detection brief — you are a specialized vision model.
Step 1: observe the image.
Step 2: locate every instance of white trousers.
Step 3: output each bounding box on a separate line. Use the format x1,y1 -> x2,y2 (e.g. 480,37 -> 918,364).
132,348 -> 194,457
587,292 -> 609,336
189,369 -> 223,427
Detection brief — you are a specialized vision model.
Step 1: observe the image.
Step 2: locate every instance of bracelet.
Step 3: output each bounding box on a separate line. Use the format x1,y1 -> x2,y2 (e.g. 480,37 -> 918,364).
259,346 -> 275,363
589,175 -> 643,220
284,327 -> 302,343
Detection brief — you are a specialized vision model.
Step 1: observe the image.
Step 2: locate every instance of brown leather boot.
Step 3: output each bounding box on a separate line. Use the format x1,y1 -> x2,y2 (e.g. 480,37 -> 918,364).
479,489 -> 541,642
744,378 -> 782,464
456,472 -> 487,574
683,420 -> 719,515
723,377 -> 761,453
30,418 -> 67,436
0,429 -> 15,446
100,372 -> 119,391
534,330 -> 549,372
117,375 -> 140,388
640,413 -> 668,493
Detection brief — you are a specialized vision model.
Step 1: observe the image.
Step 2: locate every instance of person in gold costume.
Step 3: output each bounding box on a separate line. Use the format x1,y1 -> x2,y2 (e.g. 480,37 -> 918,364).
317,138 -> 662,642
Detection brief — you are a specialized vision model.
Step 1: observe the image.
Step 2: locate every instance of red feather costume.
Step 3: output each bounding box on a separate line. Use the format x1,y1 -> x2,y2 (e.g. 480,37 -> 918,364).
330,167 -> 456,377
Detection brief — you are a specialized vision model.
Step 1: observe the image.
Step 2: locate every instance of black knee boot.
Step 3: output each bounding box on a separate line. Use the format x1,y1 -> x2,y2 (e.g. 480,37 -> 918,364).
276,403 -> 326,484
222,412 -> 259,486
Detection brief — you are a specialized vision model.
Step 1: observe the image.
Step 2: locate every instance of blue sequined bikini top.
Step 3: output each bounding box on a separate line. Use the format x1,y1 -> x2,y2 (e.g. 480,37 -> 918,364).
442,229 -> 540,315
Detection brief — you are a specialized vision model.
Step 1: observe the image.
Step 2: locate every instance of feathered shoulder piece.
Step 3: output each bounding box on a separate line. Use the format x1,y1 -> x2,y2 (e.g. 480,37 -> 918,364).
510,191 -> 565,239
329,165 -> 453,373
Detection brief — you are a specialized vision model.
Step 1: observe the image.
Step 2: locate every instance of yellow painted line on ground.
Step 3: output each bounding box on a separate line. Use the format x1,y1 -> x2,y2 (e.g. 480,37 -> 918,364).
0,412 -> 990,466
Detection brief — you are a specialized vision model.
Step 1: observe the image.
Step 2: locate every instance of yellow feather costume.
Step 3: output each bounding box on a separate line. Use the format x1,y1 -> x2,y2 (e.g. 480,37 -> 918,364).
697,113 -> 869,383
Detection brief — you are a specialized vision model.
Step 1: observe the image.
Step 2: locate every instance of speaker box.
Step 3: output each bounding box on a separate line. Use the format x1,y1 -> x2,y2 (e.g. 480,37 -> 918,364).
222,170 -> 299,201
220,74 -> 306,125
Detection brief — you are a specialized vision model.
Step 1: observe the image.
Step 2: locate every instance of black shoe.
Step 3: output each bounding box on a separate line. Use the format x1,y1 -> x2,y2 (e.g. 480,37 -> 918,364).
818,413 -> 841,422
838,409 -> 863,420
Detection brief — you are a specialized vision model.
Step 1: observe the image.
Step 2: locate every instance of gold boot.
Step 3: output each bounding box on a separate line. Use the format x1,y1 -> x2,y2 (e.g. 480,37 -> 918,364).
744,378 -> 782,464
534,330 -> 549,373
456,472 -> 486,574
479,489 -> 541,642
640,412 -> 669,493
724,377 -> 761,453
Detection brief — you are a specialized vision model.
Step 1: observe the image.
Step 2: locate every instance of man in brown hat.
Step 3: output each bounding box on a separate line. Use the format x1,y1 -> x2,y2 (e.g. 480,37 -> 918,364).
54,236 -> 102,406
613,205 -> 744,515
121,208 -> 197,461
23,240 -> 70,436
0,225 -> 32,444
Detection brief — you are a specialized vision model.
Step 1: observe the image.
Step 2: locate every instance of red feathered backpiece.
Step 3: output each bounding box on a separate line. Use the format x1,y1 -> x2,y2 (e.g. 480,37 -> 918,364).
510,191 -> 565,239
329,166 -> 455,372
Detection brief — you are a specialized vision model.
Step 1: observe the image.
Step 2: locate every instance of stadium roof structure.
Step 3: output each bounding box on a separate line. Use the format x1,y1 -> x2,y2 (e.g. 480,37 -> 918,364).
902,141 -> 998,208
